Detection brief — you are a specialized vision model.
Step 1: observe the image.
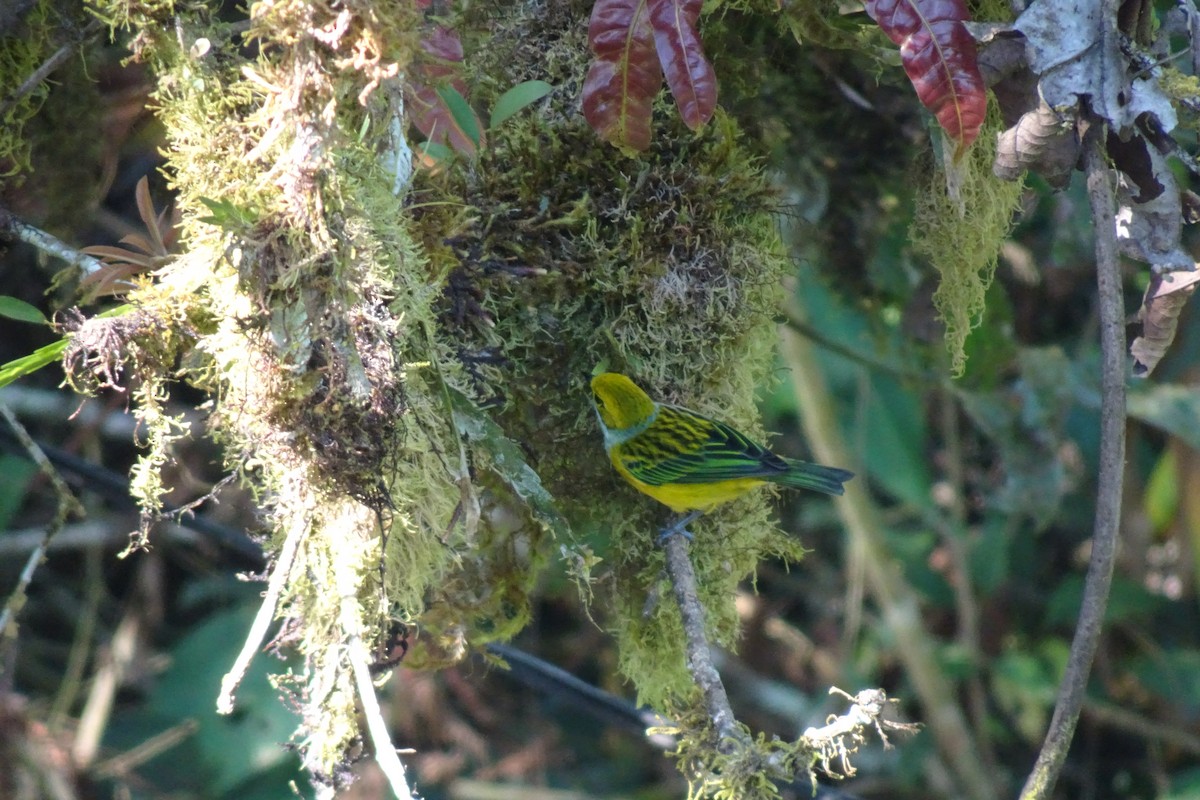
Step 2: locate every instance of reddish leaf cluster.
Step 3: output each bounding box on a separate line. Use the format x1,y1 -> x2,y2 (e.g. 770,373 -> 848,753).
408,19 -> 484,156
582,0 -> 717,151
864,0 -> 986,158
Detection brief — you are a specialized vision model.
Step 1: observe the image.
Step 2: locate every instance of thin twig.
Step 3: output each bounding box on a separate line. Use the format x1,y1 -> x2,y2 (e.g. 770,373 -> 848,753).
778,304 -> 943,385
49,547 -> 104,733
0,402 -> 84,673
0,19 -> 104,119
0,211 -> 106,276
341,593 -> 416,798
334,528 -> 417,798
930,386 -> 997,775
1018,116 -> 1127,800
91,720 -> 200,779
73,557 -> 159,766
1082,697 -> 1200,756
660,533 -> 745,747
216,515 -> 303,714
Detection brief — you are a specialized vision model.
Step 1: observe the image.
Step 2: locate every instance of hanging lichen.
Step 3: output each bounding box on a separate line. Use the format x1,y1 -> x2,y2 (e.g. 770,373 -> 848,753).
911,102 -> 1025,375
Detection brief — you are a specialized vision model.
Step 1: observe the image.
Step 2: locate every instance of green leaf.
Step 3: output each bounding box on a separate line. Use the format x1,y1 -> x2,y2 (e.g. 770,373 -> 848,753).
490,80 -> 553,128
1046,574 -> 1163,627
1132,648 -> 1200,717
1128,383 -> 1200,452
418,140 -> 455,164
104,599 -> 304,797
196,196 -> 257,228
0,454 -> 38,530
1145,447 -> 1179,534
1167,766 -> 1200,799
0,339 -> 68,389
784,273 -> 933,508
436,85 -> 482,147
969,513 -> 1012,594
0,296 -> 47,325
447,384 -> 570,536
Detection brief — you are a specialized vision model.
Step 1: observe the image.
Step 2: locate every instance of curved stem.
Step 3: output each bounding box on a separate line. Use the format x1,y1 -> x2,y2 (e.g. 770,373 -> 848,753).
1019,118 -> 1126,800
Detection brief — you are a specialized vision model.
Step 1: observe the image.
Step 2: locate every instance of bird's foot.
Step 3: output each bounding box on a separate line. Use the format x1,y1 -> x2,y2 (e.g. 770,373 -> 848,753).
657,511 -> 703,544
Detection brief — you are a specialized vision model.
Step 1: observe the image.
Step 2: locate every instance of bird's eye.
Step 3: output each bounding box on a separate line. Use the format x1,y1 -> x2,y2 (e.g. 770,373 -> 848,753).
592,391 -> 604,407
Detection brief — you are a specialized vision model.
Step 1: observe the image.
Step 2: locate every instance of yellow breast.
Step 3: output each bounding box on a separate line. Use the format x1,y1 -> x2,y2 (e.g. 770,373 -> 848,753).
608,448 -> 764,513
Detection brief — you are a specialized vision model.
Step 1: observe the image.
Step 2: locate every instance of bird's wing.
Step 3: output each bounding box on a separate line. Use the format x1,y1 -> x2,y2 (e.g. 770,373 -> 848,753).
616,405 -> 786,486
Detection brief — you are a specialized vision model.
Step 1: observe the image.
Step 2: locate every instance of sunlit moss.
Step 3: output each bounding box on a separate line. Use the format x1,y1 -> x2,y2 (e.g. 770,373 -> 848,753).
0,3 -> 52,176
1160,67 -> 1200,133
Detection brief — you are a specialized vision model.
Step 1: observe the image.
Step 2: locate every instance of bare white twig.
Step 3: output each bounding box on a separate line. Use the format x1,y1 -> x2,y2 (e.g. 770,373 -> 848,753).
333,530 -> 416,798
216,515 -> 302,714
340,590 -> 416,798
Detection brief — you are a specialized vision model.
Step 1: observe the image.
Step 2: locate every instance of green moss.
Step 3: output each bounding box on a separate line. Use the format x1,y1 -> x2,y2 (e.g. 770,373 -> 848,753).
0,1 -> 82,179
86,0 -> 176,30
1160,67 -> 1200,132
665,708 -> 817,800
403,1 -> 809,715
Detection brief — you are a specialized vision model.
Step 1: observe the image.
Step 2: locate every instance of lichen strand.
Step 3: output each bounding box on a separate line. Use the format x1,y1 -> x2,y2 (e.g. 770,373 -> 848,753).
411,2 -> 806,710
912,102 -> 1024,375
61,306 -> 206,548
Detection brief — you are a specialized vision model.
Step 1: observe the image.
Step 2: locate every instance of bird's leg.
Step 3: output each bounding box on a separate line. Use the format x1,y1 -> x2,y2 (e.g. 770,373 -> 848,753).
657,510 -> 704,544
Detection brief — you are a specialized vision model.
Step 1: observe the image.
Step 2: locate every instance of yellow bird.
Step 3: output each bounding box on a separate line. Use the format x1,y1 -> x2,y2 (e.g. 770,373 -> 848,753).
590,372 -> 853,534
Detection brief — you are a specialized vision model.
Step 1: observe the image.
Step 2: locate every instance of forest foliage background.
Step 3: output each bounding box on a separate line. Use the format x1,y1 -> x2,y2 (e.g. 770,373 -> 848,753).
3,0 -> 1200,799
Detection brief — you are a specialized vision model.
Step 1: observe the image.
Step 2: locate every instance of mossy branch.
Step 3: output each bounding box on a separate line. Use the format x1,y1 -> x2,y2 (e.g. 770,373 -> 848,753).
0,209 -> 106,276
660,526 -> 912,798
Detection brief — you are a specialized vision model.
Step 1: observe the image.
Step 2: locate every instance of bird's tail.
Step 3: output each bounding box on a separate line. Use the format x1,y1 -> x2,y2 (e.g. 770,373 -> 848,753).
774,459 -> 855,496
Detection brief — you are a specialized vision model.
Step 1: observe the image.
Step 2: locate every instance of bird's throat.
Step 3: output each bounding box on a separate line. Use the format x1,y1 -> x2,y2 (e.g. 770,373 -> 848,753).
600,404 -> 660,450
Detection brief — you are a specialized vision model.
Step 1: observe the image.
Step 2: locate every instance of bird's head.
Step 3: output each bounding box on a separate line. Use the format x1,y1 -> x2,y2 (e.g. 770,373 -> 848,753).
590,373 -> 657,433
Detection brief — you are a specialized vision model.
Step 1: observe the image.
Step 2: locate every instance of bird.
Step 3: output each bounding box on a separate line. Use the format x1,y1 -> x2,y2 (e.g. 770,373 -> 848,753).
590,372 -> 854,537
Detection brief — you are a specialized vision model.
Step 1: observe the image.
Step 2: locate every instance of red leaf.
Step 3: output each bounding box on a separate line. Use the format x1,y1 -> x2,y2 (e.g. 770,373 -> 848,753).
647,0 -> 716,130
865,0 -> 986,158
409,85 -> 481,155
582,0 -> 662,151
419,25 -> 463,71
407,25 -> 484,156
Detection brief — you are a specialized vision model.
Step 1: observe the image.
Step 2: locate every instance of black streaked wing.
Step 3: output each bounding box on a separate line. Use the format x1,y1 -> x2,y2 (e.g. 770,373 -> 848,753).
617,405 -> 787,486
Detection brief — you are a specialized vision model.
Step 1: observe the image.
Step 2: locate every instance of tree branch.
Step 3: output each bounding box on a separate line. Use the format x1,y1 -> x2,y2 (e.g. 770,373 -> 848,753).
0,209 -> 106,276
0,401 -> 84,676
1018,116 -> 1126,800
660,533 -> 745,747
